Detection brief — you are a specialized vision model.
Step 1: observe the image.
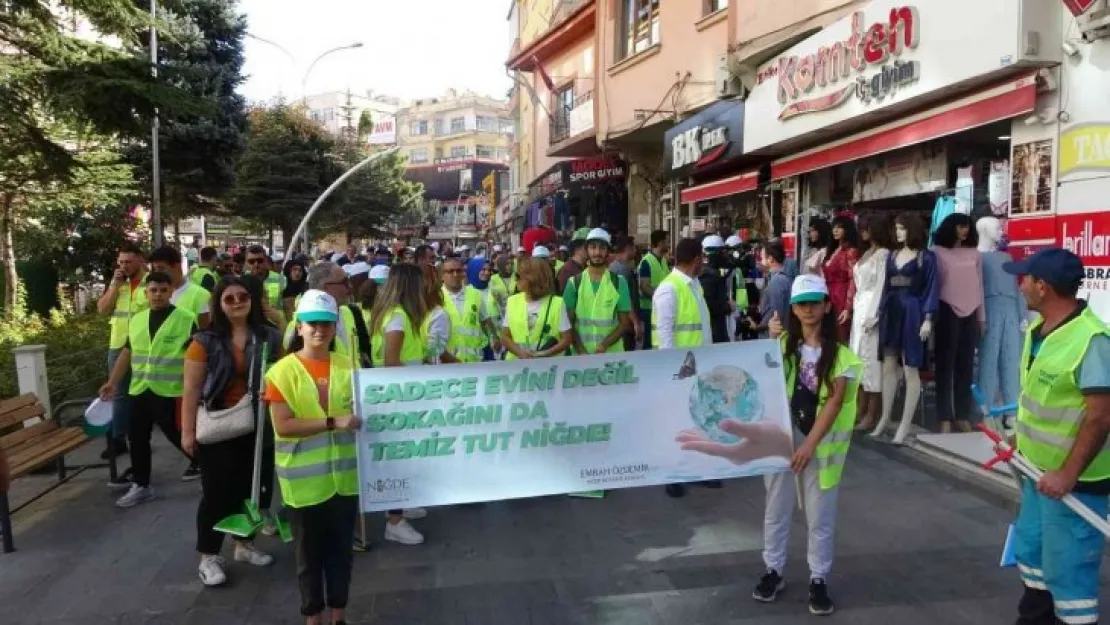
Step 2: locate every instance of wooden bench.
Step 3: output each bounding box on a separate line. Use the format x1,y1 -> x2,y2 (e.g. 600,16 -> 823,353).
0,393 -> 90,553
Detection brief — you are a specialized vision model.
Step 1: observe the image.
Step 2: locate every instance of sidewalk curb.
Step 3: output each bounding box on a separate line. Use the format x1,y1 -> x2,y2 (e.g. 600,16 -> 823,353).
854,433 -> 1020,513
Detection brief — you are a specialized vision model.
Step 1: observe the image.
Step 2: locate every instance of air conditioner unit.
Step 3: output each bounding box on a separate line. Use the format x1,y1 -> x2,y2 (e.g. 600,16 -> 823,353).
718,55 -> 758,100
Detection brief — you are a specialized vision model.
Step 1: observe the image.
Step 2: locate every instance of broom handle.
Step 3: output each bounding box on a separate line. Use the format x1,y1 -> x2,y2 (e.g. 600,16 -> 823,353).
250,341 -> 269,509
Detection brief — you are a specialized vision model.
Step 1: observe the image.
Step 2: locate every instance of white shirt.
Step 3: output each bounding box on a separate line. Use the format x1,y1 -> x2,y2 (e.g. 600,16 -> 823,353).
651,269 -> 712,350
170,283 -> 210,315
425,307 -> 452,360
444,287 -> 490,322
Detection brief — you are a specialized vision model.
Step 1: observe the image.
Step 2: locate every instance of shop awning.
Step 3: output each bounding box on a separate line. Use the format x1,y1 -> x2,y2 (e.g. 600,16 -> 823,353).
770,73 -> 1038,181
680,170 -> 760,204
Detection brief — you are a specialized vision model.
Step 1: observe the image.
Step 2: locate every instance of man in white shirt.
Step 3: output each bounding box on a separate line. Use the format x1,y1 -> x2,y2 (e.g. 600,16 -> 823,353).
652,238 -> 712,350
652,237 -> 719,497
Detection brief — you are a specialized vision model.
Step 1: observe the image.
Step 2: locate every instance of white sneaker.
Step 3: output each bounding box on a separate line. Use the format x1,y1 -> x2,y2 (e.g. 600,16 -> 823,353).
384,519 -> 424,545
115,484 -> 154,508
198,555 -> 227,587
261,512 -> 277,536
234,542 -> 274,567
396,507 -> 426,520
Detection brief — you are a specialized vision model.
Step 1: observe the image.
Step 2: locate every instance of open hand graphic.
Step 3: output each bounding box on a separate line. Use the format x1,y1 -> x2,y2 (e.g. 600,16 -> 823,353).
676,419 -> 793,465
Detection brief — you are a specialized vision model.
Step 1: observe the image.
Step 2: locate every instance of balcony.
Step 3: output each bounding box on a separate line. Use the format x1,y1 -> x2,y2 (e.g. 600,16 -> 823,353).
548,90 -> 597,158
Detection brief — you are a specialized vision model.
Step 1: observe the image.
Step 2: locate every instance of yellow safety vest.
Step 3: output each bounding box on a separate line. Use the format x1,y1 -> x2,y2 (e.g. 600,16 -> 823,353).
284,306 -> 361,369
638,252 -> 669,309
189,266 -> 218,289
731,270 -> 749,310
651,272 -> 705,348
489,274 -> 511,310
571,271 -> 624,354
127,306 -> 196,397
1017,306 -> 1110,481
504,293 -> 565,360
109,279 -> 150,350
370,306 -> 424,366
263,271 -> 283,309
266,355 -> 358,509
782,337 -> 862,490
172,282 -> 211,319
442,286 -> 485,363
554,260 -> 565,274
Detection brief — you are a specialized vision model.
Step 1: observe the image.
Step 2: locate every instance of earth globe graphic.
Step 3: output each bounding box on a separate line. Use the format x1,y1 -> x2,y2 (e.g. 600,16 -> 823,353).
688,365 -> 764,443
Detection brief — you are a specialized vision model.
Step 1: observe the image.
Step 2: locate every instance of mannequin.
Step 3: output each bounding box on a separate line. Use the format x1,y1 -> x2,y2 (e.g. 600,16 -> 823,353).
976,217 -> 1026,427
871,213 -> 939,445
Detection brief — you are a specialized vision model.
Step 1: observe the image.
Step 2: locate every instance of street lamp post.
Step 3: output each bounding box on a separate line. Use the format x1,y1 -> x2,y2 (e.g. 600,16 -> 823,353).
150,0 -> 163,247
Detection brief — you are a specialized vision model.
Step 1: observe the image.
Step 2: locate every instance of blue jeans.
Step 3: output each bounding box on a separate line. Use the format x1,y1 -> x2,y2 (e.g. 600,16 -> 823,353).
106,348 -> 132,442
1013,478 -> 1106,624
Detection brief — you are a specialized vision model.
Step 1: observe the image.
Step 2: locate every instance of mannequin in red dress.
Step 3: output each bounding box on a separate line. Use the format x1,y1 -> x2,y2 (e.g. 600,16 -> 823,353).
822,215 -> 860,342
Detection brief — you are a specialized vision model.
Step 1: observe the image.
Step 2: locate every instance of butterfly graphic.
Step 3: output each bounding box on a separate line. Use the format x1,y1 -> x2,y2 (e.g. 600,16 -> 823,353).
673,351 -> 697,380
764,352 -> 781,369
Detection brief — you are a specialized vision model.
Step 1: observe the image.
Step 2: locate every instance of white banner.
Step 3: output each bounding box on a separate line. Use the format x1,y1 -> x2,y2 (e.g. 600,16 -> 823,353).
354,341 -> 793,512
367,117 -> 396,145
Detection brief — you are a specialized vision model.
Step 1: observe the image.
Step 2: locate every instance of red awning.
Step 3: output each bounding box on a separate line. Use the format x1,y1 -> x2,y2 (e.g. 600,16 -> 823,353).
771,73 -> 1038,180
680,170 -> 760,204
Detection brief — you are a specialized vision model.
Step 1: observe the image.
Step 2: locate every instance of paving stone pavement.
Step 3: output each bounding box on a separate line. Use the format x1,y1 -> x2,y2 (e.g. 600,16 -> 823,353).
1,436 -> 1107,624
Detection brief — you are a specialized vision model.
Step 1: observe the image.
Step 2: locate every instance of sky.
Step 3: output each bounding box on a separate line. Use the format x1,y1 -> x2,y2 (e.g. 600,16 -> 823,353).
238,0 -> 514,104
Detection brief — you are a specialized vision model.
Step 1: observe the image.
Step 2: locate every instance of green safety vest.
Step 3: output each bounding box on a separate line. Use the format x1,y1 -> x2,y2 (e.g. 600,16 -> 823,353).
1017,307 -> 1110,481
638,252 -> 669,309
370,306 -> 424,366
732,270 -> 749,310
504,293 -> 565,360
266,354 -> 358,509
127,307 -> 197,398
490,274 -> 512,311
651,272 -> 704,348
263,271 -> 283,309
189,266 -> 218,289
572,271 -> 624,354
442,286 -> 485,363
782,337 -> 861,490
173,282 -> 211,319
109,279 -> 150,350
284,306 -> 360,369
554,260 -> 565,274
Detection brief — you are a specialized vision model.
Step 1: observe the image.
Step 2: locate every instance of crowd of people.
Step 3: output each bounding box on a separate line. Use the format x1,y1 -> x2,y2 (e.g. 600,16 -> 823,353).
0,215 -> 1100,625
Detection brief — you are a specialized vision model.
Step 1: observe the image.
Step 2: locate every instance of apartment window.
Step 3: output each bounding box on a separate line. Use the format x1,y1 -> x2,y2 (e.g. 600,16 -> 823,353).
497,147 -> 511,162
499,118 -> 514,134
705,0 -> 727,13
410,120 -> 429,136
619,0 -> 660,60
476,145 -> 495,158
408,148 -> 429,164
450,145 -> 468,159
450,117 -> 466,133
551,84 -> 574,143
434,118 -> 445,135
476,115 -> 497,132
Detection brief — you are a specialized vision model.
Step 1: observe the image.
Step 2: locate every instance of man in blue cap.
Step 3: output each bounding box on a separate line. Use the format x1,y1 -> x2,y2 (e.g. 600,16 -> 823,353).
1003,247 -> 1110,625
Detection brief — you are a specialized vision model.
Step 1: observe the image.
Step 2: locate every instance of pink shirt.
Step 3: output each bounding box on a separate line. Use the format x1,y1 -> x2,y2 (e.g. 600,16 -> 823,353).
932,246 -> 985,322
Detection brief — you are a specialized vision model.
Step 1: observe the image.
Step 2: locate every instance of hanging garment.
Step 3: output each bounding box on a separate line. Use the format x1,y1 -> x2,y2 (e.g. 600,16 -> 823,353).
929,196 -> 957,246
849,247 -> 889,392
822,245 -> 859,342
879,250 -> 940,369
978,250 -> 1026,411
552,193 -> 570,231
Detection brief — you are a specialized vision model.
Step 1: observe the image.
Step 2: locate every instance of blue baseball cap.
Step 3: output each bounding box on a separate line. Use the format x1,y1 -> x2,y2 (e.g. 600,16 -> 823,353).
1002,248 -> 1084,286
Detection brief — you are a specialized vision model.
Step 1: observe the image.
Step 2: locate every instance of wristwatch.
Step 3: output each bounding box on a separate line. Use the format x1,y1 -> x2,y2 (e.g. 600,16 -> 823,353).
326,417 -> 335,431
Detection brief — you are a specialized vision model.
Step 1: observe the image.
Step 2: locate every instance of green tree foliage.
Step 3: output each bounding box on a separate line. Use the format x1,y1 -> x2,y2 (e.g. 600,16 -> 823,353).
357,109 -> 373,142
232,102 -> 336,247
125,0 -> 249,219
321,139 -> 423,240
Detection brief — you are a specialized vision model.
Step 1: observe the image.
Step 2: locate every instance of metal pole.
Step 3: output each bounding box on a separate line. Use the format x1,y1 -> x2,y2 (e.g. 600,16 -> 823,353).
150,0 -> 162,247
301,43 -> 364,106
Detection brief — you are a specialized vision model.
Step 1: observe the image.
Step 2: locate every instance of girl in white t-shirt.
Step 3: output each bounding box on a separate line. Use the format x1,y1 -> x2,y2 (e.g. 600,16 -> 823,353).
501,257 -> 573,359
422,265 -> 455,364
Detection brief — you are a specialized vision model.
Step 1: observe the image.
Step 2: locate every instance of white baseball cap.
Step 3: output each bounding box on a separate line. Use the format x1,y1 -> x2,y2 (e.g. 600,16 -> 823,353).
790,274 -> 829,305
532,245 -> 551,258
701,235 -> 726,250
369,265 -> 389,284
344,261 -> 370,277
586,228 -> 611,245
493,244 -> 504,252
296,289 -> 339,323
725,235 -> 742,247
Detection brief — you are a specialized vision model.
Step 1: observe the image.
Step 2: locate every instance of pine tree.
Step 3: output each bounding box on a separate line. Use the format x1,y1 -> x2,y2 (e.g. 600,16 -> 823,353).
321,138 -> 423,240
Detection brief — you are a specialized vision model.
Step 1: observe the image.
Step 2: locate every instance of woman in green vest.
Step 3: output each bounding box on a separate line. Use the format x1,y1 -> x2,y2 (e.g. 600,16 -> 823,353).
501,257 -> 573,359
365,262 -> 428,546
265,290 -> 361,625
758,274 -> 860,616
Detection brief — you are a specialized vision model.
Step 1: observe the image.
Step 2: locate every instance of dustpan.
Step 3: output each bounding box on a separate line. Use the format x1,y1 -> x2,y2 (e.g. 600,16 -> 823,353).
568,490 -> 606,499
215,343 -> 269,538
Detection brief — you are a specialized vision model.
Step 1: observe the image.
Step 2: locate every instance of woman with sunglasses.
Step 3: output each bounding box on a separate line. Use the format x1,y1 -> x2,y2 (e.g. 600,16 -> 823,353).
265,290 -> 362,625
182,276 -> 283,587
365,263 -> 428,545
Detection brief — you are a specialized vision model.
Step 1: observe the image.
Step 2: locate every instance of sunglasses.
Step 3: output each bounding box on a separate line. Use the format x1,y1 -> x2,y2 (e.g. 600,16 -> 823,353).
222,292 -> 251,305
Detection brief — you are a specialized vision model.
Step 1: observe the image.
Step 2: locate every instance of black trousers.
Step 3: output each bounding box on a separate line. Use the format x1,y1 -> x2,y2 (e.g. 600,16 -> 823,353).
290,495 -> 358,616
127,391 -> 187,487
1017,586 -> 1077,625
260,417 -> 275,510
934,301 -> 978,424
195,433 -> 254,555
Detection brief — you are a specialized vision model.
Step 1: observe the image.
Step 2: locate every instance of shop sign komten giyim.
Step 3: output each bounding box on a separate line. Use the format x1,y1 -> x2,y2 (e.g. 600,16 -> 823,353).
742,0 -> 1055,153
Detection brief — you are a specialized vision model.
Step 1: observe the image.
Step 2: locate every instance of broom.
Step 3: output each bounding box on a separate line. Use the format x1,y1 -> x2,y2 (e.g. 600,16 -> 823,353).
214,343 -> 270,538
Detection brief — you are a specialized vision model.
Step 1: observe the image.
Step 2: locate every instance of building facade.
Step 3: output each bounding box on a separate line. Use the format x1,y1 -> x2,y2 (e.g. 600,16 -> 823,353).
303,90 -> 400,144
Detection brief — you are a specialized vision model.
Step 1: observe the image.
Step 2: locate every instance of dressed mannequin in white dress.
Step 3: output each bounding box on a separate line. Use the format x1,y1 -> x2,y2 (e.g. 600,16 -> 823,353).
849,215 -> 891,431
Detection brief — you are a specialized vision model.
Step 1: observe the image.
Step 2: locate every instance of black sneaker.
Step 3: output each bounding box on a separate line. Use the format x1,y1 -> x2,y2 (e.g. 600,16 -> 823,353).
808,578 -> 835,615
100,439 -> 128,460
665,484 -> 686,498
108,467 -> 134,490
181,462 -> 201,482
753,569 -> 785,602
